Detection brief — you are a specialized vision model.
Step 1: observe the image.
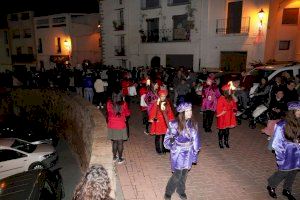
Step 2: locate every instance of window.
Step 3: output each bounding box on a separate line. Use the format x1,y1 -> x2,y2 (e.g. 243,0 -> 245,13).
226,1 -> 243,33
119,0 -> 123,4
38,38 -> 43,53
21,13 -> 30,20
168,0 -> 190,6
10,14 -> 18,21
24,29 -> 32,38
17,47 -> 22,55
279,40 -> 290,50
6,48 -> 10,57
28,47 -> 33,54
141,0 -> 160,9
0,149 -> 26,162
12,29 -> 20,39
146,18 -> 159,42
173,15 -> 188,40
282,8 -> 299,25
4,31 -> 8,44
56,37 -> 61,53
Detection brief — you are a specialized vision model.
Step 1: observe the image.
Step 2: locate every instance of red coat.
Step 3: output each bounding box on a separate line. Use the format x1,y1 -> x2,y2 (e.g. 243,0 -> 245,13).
216,96 -> 237,129
148,100 -> 174,135
107,100 -> 130,130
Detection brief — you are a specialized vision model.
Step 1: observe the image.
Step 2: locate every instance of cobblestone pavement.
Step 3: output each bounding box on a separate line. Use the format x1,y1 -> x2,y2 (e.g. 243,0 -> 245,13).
116,103 -> 299,200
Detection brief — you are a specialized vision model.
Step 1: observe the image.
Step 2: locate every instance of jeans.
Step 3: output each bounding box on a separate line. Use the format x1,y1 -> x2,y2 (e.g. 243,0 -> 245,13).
268,170 -> 298,191
76,87 -> 83,97
84,88 -> 94,103
165,169 -> 188,196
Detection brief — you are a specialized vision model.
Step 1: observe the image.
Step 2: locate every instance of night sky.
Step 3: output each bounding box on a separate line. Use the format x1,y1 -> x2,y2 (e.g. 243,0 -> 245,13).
0,0 -> 99,27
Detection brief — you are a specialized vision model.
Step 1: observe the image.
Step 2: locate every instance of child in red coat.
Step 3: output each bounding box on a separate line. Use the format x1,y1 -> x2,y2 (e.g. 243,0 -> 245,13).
216,82 -> 237,148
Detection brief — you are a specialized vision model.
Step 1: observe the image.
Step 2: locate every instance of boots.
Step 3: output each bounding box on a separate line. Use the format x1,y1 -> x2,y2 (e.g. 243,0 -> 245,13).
224,129 -> 230,148
218,130 -> 224,148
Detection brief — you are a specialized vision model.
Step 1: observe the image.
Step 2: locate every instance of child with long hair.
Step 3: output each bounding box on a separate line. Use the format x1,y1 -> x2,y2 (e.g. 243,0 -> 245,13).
163,102 -> 201,200
107,89 -> 130,164
267,101 -> 300,200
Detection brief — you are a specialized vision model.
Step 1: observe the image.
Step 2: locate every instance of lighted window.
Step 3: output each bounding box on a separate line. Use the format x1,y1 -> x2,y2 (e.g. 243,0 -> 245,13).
279,40 -> 290,50
282,8 -> 299,25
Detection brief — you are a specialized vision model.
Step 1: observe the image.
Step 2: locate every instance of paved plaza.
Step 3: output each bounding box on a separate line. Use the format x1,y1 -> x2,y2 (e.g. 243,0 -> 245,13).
115,103 -> 300,200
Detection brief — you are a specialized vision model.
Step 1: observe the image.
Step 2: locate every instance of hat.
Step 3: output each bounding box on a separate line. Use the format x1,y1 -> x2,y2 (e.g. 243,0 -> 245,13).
158,89 -> 168,96
176,102 -> 192,113
287,101 -> 300,110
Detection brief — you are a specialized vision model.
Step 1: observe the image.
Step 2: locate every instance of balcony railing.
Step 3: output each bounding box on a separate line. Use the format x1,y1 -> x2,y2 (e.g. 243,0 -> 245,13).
11,54 -> 36,63
216,17 -> 250,35
140,28 -> 190,43
115,46 -> 125,56
113,20 -> 124,31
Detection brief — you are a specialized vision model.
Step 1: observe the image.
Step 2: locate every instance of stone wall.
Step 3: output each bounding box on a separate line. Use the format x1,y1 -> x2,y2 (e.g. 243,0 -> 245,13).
0,89 -> 116,198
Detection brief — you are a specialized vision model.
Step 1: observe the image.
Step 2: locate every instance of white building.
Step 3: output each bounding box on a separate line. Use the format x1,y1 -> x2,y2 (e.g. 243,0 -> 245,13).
34,13 -> 101,70
7,11 -> 36,71
0,28 -> 12,72
100,0 -> 300,72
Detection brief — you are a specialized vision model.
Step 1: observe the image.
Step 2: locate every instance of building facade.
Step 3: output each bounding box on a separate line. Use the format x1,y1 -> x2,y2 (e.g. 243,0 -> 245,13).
34,13 -> 101,70
7,11 -> 37,72
0,28 -> 12,72
100,0 -> 300,72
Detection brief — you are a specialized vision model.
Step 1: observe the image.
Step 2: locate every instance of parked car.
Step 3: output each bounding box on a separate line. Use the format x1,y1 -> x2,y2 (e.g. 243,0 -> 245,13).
0,115 -> 59,146
247,64 -> 300,96
0,168 -> 64,200
0,138 -> 58,179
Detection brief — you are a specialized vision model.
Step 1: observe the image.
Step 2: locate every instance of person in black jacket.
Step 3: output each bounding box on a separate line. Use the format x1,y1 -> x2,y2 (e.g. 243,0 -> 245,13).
268,90 -> 287,120
284,81 -> 298,104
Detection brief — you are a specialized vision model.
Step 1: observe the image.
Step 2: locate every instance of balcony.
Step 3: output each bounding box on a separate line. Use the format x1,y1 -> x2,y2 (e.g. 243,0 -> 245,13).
11,54 -> 36,63
216,17 -> 250,35
113,20 -> 124,31
115,46 -> 125,56
140,28 -> 190,43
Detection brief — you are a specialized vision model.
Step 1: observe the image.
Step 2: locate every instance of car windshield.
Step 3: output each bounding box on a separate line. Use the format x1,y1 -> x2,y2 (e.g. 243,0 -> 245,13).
11,139 -> 37,153
249,68 -> 276,82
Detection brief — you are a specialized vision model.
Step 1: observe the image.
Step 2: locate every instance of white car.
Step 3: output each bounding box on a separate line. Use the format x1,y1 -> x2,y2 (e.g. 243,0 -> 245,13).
0,138 -> 58,179
247,64 -> 300,97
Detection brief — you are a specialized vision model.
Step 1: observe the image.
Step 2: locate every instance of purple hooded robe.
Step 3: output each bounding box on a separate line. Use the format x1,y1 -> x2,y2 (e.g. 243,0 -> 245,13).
272,120 -> 300,171
164,120 -> 201,171
201,84 -> 221,111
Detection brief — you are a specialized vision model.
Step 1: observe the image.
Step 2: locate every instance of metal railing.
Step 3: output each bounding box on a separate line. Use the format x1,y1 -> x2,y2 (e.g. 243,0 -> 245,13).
140,28 -> 190,43
167,0 -> 190,6
113,20 -> 124,31
114,46 -> 125,56
216,17 -> 250,34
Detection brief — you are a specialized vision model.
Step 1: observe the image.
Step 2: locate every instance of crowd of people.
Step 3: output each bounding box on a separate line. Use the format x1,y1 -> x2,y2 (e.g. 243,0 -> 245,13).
1,63 -> 299,200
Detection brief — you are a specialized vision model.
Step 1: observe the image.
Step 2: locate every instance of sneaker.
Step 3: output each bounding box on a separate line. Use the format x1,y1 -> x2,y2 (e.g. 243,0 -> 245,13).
144,130 -> 149,135
97,106 -> 100,109
117,158 -> 125,164
178,193 -> 187,200
100,105 -> 104,109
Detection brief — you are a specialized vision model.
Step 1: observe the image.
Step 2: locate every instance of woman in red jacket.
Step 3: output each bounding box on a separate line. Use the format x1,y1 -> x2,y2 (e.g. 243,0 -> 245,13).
148,89 -> 175,154
107,90 -> 130,164
216,82 -> 237,149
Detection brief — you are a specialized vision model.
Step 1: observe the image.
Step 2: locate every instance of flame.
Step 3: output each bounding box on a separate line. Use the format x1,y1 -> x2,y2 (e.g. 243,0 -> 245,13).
228,81 -> 236,90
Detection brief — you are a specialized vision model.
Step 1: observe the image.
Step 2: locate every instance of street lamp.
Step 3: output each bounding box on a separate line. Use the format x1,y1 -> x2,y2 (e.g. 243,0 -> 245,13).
258,9 -> 265,29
